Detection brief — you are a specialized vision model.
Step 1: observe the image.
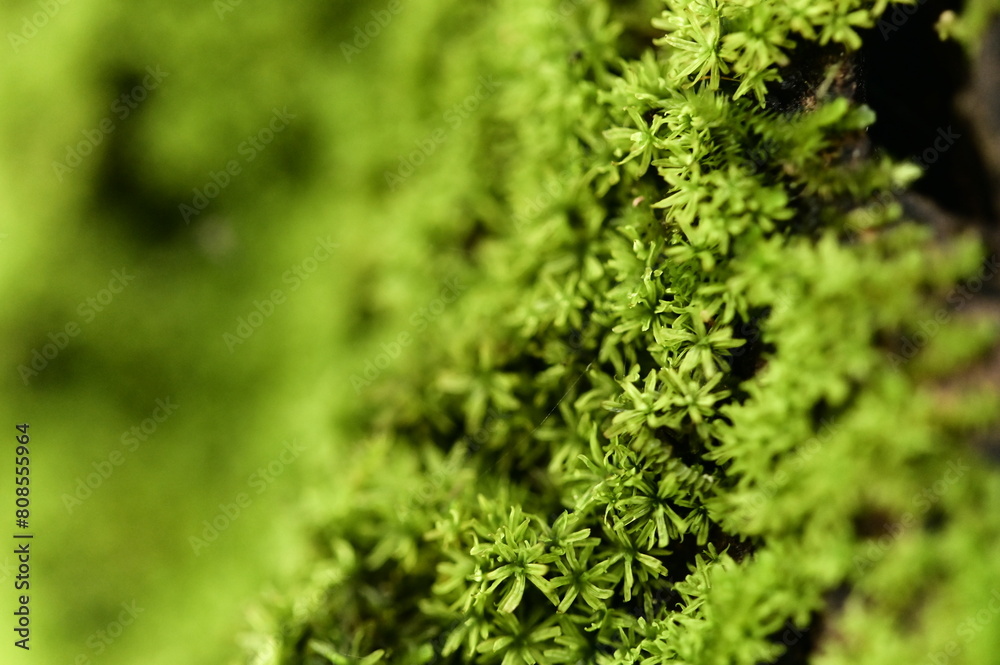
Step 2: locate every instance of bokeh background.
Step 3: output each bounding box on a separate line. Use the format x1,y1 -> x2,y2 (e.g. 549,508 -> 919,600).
0,1 -> 486,663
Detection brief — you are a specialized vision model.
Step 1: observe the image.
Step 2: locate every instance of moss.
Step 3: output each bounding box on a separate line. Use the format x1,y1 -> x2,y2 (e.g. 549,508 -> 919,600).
242,1 -> 1000,664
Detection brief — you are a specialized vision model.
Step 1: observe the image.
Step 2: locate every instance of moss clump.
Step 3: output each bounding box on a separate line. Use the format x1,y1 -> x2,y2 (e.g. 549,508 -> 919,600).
243,1 -> 1000,664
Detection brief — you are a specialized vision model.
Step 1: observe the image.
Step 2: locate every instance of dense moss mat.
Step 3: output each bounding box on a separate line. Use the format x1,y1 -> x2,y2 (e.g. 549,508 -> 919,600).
246,1 -> 1000,664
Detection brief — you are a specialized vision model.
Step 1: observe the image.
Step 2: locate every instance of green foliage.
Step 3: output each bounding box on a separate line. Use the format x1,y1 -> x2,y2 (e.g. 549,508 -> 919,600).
243,1 -> 1000,664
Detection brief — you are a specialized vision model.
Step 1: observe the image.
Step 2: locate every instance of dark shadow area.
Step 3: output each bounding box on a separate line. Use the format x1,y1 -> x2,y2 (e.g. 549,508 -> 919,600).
860,0 -> 997,222
768,612 -> 823,665
90,68 -> 189,245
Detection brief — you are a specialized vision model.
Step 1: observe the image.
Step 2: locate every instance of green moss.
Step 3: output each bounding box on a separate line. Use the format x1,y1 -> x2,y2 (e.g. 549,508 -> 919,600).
243,1 -> 1000,663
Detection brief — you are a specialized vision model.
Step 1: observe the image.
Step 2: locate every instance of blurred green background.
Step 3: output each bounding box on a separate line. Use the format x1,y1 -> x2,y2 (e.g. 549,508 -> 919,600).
0,0 -> 485,663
